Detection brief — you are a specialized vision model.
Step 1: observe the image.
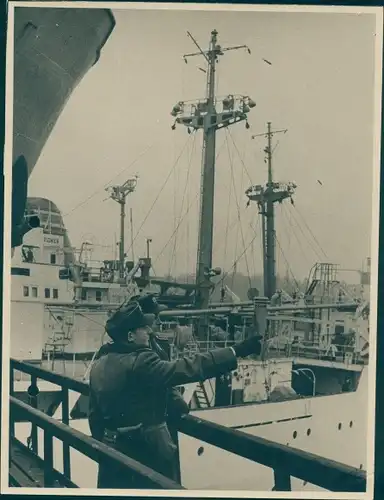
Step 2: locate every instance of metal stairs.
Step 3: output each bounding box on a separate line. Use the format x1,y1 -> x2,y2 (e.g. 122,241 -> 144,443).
194,381 -> 211,408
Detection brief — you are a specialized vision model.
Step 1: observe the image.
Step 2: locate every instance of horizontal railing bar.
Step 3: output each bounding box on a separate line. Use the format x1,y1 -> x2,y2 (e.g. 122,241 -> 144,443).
12,438 -> 78,488
11,359 -> 89,395
178,414 -> 366,492
10,397 -> 182,490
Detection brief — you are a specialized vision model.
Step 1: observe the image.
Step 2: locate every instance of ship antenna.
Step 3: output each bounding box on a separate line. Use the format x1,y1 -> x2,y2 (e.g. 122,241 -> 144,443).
105,176 -> 138,281
247,123 -> 295,298
171,30 -> 255,339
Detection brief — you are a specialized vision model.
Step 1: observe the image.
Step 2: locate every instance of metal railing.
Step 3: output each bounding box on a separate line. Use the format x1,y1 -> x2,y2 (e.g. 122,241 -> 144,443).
10,397 -> 182,489
9,358 -> 367,492
266,342 -> 365,365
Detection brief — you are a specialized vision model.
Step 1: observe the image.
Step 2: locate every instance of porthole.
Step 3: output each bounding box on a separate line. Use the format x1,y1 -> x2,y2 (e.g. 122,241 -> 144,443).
359,464 -> 363,470
307,428 -> 311,436
338,423 -> 342,430
293,431 -> 297,439
349,420 -> 353,428
197,446 -> 204,456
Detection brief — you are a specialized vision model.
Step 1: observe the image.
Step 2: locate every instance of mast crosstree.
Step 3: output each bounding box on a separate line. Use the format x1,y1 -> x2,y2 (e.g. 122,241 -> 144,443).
246,122 -> 296,298
171,30 -> 256,337
106,177 -> 138,280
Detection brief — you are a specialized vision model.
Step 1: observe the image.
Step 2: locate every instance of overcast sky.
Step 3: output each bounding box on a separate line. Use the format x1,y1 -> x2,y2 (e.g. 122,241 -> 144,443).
27,7 -> 378,283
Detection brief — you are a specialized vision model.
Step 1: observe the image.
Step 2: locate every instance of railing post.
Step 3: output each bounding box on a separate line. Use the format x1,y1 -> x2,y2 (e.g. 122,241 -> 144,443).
273,468 -> 291,491
43,431 -> 55,487
28,376 -> 39,454
61,387 -> 71,479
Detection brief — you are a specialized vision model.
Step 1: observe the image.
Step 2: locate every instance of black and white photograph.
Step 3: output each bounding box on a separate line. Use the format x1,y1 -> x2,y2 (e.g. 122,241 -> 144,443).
2,2 -> 382,496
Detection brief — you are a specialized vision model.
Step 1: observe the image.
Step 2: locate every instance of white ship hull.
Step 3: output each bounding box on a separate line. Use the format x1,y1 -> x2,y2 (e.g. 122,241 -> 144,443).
12,364 -> 368,492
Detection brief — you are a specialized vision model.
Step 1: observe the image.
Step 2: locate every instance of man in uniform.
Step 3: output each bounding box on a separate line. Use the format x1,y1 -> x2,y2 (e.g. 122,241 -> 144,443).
89,296 -> 262,489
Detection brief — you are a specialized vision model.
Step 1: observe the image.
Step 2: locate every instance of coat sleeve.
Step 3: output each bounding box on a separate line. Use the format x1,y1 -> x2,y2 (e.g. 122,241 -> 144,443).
136,347 -> 237,388
167,388 -> 190,419
88,390 -> 105,441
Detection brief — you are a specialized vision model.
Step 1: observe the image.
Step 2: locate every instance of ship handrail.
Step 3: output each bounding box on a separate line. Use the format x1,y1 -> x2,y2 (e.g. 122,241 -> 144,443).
178,414 -> 366,492
10,358 -> 367,492
9,396 -> 182,489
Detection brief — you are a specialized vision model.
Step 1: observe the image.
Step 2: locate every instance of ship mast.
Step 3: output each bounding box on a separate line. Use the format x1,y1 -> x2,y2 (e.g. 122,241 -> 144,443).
246,122 -> 296,298
171,30 -> 255,333
106,177 -> 138,280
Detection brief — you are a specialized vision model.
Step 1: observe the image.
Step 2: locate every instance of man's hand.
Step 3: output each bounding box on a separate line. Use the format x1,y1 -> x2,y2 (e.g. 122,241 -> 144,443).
233,336 -> 263,358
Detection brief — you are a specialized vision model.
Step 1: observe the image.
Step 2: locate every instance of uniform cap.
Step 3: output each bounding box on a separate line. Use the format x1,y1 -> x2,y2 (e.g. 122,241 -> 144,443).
106,301 -> 156,341
129,293 -> 167,315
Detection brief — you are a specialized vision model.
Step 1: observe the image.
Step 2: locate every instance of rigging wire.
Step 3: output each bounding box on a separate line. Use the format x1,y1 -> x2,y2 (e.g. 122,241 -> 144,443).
225,131 -> 252,290
279,204 -> 312,267
222,139 -> 234,281
126,134 -> 194,255
226,127 -> 253,184
169,133 -> 197,277
284,203 -> 324,262
274,235 -> 300,291
169,136 -> 179,277
153,139 -> 227,267
219,221 -> 261,285
63,143 -> 154,218
292,204 -> 329,260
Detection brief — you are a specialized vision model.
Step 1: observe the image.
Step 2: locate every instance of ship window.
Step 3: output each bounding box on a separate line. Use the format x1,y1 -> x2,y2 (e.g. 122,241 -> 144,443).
50,253 -> 57,264
338,423 -> 342,430
53,289 -> 58,299
349,421 -> 353,428
45,288 -> 51,299
12,267 -> 30,276
293,431 -> 297,439
96,290 -> 102,302
81,289 -> 87,301
306,428 -> 311,436
197,446 -> 204,456
23,286 -> 29,297
31,287 -> 38,298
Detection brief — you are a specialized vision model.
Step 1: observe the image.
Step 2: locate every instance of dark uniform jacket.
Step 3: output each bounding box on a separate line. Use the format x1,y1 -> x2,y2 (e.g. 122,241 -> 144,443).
89,341 -> 237,434
88,341 -> 237,488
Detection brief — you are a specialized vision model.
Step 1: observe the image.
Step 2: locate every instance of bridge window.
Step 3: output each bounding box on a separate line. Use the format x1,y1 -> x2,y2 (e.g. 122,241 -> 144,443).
12,267 -> 30,276
53,289 -> 58,299
45,288 -> 51,299
31,287 -> 38,298
23,286 -> 29,297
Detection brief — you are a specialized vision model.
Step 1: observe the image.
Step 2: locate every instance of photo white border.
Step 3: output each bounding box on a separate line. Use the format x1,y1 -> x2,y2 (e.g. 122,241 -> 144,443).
1,2 -> 383,499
